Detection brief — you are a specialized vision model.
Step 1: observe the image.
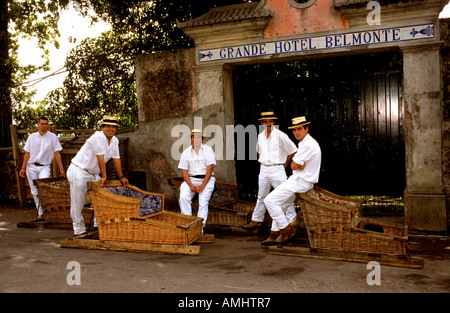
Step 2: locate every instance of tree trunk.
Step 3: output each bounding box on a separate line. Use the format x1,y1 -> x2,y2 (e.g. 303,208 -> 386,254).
0,0 -> 12,147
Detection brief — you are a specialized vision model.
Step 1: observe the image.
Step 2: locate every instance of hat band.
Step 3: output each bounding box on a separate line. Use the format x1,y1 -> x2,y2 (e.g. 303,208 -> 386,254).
103,119 -> 118,124
289,121 -> 311,129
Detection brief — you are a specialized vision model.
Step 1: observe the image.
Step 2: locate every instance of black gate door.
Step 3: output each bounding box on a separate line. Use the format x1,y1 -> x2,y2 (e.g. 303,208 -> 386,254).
233,52 -> 404,198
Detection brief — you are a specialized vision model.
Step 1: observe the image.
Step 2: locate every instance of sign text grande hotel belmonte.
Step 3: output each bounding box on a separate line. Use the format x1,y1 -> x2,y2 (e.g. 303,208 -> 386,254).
199,24 -> 434,62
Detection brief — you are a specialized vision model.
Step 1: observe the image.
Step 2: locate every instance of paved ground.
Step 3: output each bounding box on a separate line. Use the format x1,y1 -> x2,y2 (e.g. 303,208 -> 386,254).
1,204 -> 449,296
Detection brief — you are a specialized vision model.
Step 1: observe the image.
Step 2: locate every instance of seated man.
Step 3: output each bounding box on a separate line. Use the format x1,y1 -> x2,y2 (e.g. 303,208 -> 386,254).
178,129 -> 216,229
263,116 -> 322,244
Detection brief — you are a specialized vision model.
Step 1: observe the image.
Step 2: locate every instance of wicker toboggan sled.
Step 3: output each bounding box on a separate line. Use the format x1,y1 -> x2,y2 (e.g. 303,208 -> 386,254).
270,186 -> 424,268
34,177 -> 93,224
298,186 -> 407,255
88,180 -> 203,245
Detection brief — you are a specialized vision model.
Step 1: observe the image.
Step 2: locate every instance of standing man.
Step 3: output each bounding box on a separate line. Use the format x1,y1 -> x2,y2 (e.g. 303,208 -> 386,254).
178,129 -> 216,229
243,112 -> 297,243
19,116 -> 65,220
67,116 -> 128,236
264,116 -> 321,245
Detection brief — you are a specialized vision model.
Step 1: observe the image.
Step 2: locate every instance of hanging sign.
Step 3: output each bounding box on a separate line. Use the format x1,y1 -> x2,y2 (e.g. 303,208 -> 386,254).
198,24 -> 434,62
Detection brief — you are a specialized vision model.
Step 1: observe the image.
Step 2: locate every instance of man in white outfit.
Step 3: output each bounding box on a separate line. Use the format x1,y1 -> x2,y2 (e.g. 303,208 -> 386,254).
19,116 -> 65,219
67,116 -> 128,236
264,116 -> 321,244
243,112 -> 298,245
178,129 -> 216,229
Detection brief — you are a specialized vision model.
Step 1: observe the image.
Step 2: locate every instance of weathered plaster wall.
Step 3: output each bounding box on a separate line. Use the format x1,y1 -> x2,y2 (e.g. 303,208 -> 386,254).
441,18 -> 450,228
131,49 -> 236,208
402,42 -> 447,232
137,49 -> 198,122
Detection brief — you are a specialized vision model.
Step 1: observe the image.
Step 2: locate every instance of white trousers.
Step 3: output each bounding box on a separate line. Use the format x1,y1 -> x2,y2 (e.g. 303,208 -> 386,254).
26,164 -> 51,215
264,175 -> 313,231
179,177 -> 215,227
67,164 -> 99,235
251,165 -> 297,229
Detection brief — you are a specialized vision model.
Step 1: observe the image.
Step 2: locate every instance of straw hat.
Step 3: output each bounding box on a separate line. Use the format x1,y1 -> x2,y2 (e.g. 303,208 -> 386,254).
190,129 -> 203,136
288,116 -> 311,129
101,116 -> 119,127
257,111 -> 278,121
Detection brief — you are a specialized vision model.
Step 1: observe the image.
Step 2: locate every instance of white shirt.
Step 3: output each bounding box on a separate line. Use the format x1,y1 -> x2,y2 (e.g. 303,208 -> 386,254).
256,127 -> 297,165
292,134 -> 321,183
24,131 -> 62,165
71,131 -> 120,174
178,144 -> 216,176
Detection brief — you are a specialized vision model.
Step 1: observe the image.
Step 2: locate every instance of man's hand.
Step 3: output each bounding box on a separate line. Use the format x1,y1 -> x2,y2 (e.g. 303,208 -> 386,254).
196,183 -> 206,193
99,176 -> 107,186
119,176 -> 129,186
189,183 -> 198,193
291,161 -> 306,171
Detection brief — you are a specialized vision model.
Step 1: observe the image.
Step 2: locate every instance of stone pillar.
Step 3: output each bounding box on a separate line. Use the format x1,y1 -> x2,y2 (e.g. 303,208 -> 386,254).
194,63 -> 237,184
402,43 -> 447,232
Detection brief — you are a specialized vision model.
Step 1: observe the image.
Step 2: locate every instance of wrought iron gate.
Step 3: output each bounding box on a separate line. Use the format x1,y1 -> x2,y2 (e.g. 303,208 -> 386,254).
232,52 -> 405,198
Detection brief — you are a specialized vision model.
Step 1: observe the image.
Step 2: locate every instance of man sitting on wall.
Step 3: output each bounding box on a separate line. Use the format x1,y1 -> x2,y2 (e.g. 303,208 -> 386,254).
264,116 -> 322,245
178,129 -> 216,230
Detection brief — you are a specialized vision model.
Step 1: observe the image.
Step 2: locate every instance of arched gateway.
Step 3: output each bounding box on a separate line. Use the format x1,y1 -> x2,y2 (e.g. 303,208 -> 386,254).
134,0 -> 449,232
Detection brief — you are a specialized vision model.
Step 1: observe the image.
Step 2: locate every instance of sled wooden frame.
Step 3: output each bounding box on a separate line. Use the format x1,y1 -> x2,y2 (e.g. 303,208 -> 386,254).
59,233 -> 215,256
268,245 -> 424,269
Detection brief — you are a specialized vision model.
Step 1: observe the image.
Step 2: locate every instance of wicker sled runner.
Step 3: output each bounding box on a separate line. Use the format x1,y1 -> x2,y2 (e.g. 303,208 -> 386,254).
34,177 -> 92,224
88,181 -> 203,245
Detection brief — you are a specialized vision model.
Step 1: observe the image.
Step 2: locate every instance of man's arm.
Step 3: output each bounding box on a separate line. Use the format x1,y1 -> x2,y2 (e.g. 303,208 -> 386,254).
291,160 -> 305,171
54,151 -> 65,177
19,152 -> 30,178
113,158 -> 128,186
285,152 -> 295,168
181,169 -> 197,193
197,164 -> 214,193
96,155 -> 107,186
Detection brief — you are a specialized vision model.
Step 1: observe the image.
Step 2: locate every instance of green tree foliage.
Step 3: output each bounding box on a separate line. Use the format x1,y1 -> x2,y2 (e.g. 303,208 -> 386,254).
1,0 -> 74,145
9,0 -> 251,132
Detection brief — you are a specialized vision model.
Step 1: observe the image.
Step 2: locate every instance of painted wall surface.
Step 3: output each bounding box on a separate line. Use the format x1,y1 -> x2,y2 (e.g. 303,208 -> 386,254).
263,0 -> 349,38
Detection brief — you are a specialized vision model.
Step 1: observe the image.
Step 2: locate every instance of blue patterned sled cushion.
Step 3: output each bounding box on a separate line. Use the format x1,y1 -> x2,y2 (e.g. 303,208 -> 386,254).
209,183 -> 237,207
103,186 -> 163,217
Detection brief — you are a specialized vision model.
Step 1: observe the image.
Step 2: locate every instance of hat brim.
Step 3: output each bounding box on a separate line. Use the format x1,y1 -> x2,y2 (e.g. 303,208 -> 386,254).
288,121 -> 310,129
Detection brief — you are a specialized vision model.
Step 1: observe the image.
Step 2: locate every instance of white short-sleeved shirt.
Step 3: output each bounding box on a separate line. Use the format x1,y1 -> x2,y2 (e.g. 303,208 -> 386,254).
256,127 -> 297,165
178,144 -> 216,177
71,131 -> 120,175
292,134 -> 322,184
24,131 -> 62,165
